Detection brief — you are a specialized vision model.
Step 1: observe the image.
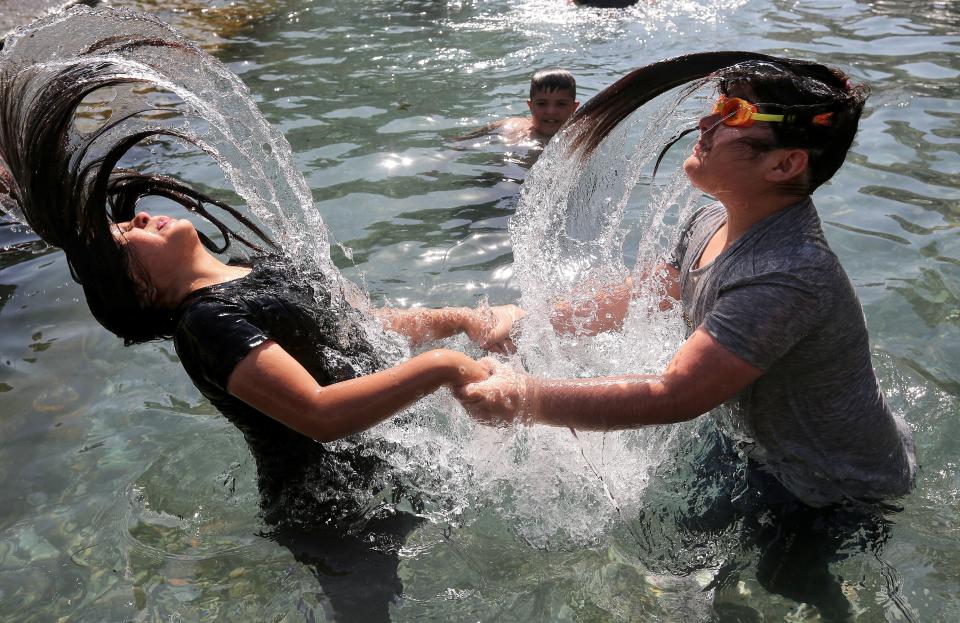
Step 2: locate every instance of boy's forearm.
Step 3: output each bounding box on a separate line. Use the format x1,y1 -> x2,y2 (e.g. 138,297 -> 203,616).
549,263 -> 681,336
375,307 -> 472,345
549,278 -> 633,336
529,374 -> 695,430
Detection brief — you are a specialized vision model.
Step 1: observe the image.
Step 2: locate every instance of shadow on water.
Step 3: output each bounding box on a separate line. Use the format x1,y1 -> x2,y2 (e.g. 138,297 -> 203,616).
334,198 -> 514,268
268,513 -> 424,622
312,166 -> 526,205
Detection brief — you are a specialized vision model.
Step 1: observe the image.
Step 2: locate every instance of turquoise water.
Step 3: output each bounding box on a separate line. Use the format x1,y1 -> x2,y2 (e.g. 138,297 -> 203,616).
0,0 -> 958,620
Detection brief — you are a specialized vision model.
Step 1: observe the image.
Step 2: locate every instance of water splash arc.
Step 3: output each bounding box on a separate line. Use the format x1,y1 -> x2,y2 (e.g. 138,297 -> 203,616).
1,6 -> 333,279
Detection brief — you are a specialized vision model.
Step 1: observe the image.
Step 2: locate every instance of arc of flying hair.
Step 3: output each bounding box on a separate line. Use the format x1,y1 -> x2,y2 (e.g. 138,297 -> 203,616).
64,87 -> 276,253
80,121 -> 276,254
651,126 -> 699,180
564,51 -> 794,158
0,38 -> 277,261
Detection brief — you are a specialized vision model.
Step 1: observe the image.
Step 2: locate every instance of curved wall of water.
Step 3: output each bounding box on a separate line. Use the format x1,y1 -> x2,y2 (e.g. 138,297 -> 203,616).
2,7 -> 332,279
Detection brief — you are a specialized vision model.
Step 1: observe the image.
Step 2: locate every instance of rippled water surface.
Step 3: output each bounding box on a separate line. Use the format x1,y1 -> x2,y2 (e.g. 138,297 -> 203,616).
0,0 -> 957,620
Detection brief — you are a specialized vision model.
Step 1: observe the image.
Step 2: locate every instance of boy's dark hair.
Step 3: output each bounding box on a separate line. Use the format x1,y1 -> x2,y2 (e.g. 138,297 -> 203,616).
530,68 -> 576,100
565,51 -> 867,194
716,61 -> 868,193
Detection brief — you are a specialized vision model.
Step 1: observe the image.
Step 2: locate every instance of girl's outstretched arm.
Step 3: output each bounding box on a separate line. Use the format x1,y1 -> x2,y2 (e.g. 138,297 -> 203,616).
227,341 -> 487,442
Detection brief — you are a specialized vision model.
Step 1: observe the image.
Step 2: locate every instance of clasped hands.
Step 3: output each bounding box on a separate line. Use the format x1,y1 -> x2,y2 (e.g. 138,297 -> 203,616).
455,304 -> 537,427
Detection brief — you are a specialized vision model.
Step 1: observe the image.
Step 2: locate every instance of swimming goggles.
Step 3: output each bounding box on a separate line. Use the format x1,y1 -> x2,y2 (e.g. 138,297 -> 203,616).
711,95 -> 833,127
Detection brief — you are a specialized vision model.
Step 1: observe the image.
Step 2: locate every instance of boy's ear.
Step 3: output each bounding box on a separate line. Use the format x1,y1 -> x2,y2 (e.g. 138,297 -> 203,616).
527,100 -> 534,112
763,148 -> 809,184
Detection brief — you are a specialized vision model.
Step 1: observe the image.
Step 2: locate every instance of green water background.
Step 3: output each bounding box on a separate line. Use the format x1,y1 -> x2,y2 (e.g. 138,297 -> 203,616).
0,0 -> 957,620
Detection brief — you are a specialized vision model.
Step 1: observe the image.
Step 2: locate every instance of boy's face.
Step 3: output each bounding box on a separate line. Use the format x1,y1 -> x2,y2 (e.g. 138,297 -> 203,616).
527,88 -> 579,137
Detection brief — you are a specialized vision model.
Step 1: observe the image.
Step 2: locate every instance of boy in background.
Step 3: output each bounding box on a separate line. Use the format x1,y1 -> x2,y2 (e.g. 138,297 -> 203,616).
460,68 -> 580,144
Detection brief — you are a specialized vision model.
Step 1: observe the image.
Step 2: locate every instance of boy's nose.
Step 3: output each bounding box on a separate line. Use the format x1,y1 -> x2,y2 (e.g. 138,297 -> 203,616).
698,113 -> 720,132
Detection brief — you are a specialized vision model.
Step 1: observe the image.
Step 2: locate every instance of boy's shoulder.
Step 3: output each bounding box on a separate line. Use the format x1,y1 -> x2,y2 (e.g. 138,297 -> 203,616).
455,116 -> 543,145
499,116 -> 533,133
502,116 -> 546,144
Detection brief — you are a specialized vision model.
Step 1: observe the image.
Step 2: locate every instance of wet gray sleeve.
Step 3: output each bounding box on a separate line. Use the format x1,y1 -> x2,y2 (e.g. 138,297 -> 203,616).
667,208 -> 702,270
702,269 -> 829,370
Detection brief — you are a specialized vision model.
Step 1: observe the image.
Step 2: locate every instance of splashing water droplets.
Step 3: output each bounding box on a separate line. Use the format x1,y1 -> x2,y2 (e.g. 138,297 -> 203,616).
465,86 -> 716,546
3,6 -> 333,281
3,6 -> 722,548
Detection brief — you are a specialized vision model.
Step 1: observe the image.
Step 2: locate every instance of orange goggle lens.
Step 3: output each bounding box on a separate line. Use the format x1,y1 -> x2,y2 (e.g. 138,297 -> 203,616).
711,96 -> 760,127
711,96 -> 785,127
711,96 -> 832,128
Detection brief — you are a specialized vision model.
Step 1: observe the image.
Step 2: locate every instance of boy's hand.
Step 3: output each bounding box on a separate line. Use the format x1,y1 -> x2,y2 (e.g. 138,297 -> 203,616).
453,357 -> 536,427
464,305 -> 525,354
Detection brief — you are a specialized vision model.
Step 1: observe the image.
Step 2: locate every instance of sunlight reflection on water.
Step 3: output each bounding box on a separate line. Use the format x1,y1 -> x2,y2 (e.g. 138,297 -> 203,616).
0,0 -> 957,621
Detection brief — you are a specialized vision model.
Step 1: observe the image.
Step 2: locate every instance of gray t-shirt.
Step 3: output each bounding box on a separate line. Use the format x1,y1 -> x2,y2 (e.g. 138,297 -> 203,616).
669,199 -> 916,507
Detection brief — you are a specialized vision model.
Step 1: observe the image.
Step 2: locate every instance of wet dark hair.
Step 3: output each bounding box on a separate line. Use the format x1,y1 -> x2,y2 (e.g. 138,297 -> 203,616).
0,40 -> 276,345
565,51 -> 868,194
716,61 -> 868,193
530,68 -> 576,100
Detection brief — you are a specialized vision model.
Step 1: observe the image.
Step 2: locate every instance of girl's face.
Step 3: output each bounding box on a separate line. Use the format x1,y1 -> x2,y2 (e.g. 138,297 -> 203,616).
112,211 -> 200,287
683,85 -> 778,197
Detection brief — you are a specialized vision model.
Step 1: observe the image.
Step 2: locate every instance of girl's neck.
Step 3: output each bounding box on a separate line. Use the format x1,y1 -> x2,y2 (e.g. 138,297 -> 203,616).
159,252 -> 252,308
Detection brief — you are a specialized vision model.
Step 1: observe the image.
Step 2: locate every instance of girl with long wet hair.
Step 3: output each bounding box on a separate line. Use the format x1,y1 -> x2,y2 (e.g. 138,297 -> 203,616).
459,52 -> 916,616
0,9 -> 521,534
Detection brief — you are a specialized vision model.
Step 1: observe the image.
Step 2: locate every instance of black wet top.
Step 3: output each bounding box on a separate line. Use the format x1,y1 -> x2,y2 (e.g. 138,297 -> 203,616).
173,256 -> 391,528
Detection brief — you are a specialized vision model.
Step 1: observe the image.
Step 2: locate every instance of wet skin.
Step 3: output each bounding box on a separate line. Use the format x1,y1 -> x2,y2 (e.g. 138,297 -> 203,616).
111,211 -> 251,309
112,211 -> 201,280
682,94 -> 779,198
